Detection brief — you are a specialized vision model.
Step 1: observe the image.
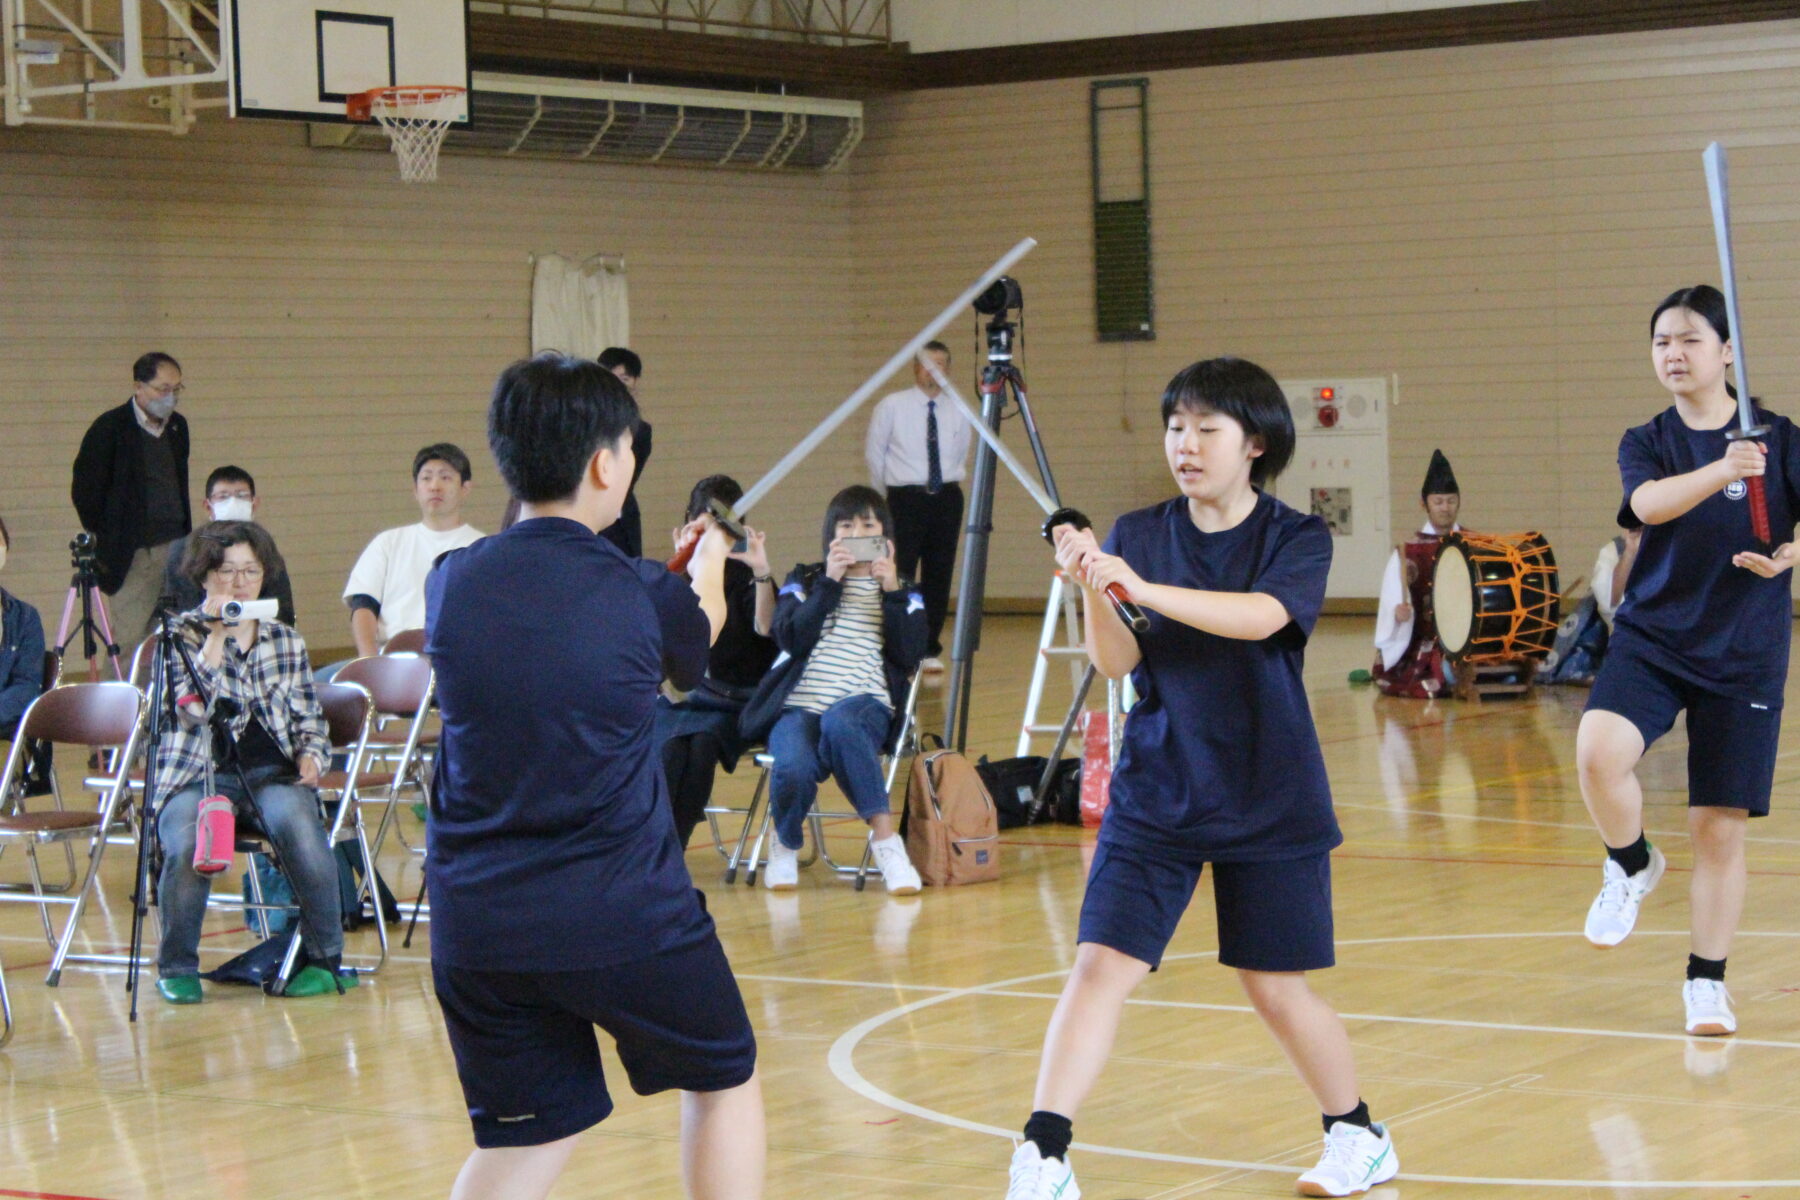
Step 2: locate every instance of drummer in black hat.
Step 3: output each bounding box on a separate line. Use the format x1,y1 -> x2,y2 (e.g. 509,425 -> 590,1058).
1371,449 -> 1463,697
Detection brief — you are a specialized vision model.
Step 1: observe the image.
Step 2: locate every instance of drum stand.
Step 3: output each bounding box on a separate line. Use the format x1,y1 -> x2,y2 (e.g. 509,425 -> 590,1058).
1452,658 -> 1536,702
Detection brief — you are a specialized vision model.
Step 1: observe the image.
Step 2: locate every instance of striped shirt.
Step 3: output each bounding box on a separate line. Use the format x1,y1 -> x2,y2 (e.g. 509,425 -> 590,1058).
786,576 -> 891,714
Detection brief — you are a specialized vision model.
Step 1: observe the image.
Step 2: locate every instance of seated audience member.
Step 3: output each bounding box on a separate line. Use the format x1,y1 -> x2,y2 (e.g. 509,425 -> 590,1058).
1594,526 -> 1642,631
656,475 -> 779,848
343,443 -> 484,656
0,513 -> 46,739
152,521 -> 351,1004
1541,527 -> 1643,686
162,466 -> 297,625
739,485 -> 927,894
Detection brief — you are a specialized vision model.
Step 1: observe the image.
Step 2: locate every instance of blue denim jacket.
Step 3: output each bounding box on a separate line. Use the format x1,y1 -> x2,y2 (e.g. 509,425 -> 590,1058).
0,589 -> 47,737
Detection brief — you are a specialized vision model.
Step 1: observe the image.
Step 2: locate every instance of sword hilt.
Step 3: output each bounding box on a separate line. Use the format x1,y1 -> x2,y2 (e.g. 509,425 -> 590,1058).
667,498 -> 747,574
1043,507 -> 1150,633
1725,424 -> 1773,547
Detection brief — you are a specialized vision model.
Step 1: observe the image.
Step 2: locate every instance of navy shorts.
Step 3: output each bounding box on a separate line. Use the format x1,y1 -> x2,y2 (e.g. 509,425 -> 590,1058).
1077,840 -> 1335,972
1587,641 -> 1779,817
432,936 -> 757,1148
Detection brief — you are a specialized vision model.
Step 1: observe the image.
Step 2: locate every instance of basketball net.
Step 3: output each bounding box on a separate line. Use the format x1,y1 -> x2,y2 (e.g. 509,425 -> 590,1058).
348,86 -> 465,183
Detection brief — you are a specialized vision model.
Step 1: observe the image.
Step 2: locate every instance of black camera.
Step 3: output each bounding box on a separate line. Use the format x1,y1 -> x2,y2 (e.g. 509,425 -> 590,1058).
69,531 -> 98,573
975,277 -> 1023,363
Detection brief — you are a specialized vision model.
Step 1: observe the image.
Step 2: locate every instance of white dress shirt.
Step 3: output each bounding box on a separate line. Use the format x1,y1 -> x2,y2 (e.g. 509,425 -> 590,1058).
865,385 -> 973,490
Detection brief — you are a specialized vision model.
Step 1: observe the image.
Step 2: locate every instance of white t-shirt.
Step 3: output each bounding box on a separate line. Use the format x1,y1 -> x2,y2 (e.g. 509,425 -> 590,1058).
343,522 -> 485,646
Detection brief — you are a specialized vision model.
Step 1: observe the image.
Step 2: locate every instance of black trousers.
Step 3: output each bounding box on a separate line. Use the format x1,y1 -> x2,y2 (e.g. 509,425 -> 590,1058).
888,483 -> 963,656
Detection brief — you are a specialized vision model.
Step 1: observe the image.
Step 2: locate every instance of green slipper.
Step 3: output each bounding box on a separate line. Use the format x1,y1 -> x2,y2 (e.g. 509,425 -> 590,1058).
281,965 -> 360,997
156,975 -> 203,1005
1347,668 -> 1373,685
410,802 -> 429,823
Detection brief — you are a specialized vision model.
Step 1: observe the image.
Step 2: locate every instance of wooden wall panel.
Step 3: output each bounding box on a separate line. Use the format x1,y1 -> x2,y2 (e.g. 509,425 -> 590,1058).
0,120 -> 856,656
852,19 -> 1800,608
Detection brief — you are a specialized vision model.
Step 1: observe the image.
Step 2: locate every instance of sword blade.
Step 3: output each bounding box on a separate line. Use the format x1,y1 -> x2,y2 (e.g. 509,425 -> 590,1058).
1703,141 -> 1757,432
920,359 -> 1057,516
734,238 -> 1038,516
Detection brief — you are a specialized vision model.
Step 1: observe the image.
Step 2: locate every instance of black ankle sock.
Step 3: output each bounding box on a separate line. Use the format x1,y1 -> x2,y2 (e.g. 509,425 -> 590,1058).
1606,834 -> 1651,877
1323,1100 -> 1372,1133
1687,954 -> 1727,982
1024,1110 -> 1073,1162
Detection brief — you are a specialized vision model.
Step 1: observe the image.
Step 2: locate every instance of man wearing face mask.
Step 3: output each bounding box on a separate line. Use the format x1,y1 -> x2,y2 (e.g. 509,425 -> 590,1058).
71,352 -> 193,643
160,466 -> 298,625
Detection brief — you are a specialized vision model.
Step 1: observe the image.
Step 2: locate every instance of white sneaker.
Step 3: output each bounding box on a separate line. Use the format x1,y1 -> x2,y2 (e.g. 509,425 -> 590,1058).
1583,846 -> 1665,947
1683,978 -> 1736,1036
1297,1121 -> 1398,1197
1005,1141 -> 1079,1200
920,656 -> 946,674
762,840 -> 799,890
871,834 -> 922,895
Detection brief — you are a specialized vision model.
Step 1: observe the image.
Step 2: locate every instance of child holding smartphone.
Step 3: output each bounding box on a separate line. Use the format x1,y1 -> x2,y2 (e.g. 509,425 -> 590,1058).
739,485 -> 928,894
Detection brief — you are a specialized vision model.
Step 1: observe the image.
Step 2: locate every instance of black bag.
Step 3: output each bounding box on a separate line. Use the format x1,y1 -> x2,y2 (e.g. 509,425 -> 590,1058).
974,755 -> 1081,828
202,930 -> 305,991
335,842 -> 400,928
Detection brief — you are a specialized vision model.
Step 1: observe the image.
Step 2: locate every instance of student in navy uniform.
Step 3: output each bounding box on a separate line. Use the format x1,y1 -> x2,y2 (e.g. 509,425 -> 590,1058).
425,353 -> 764,1200
1576,285 -> 1799,1039
1004,358 -> 1397,1200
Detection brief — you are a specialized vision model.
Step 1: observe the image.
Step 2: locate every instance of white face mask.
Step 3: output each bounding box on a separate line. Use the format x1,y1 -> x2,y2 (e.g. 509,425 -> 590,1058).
141,393 -> 176,421
210,497 -> 254,523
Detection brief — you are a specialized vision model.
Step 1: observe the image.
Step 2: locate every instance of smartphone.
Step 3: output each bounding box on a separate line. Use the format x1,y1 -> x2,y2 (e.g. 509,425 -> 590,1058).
841,535 -> 888,562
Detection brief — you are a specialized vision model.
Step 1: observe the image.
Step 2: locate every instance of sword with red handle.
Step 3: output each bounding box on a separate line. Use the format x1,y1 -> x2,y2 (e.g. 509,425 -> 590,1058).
1703,141 -> 1772,547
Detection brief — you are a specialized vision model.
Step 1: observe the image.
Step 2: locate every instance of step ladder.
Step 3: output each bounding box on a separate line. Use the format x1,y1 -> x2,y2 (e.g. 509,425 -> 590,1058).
1017,569 -> 1090,757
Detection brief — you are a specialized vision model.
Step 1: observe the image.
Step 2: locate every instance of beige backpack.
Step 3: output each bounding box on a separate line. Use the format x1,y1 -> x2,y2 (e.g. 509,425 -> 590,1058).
904,736 -> 1000,886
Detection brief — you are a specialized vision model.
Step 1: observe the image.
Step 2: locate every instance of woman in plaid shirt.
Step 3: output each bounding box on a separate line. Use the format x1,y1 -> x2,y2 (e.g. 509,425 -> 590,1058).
152,520 -> 348,1004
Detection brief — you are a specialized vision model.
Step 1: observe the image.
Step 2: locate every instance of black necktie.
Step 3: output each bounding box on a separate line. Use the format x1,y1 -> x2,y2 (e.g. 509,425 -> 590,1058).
926,399 -> 942,495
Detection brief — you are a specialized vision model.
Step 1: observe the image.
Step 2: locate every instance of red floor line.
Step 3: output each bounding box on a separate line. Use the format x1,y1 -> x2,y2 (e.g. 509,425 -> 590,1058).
12,922 -> 251,974
0,1188 -> 118,1200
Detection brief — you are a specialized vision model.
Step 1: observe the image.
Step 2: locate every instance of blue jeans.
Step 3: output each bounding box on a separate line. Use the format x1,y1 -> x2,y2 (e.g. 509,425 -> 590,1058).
766,695 -> 892,851
156,765 -> 343,978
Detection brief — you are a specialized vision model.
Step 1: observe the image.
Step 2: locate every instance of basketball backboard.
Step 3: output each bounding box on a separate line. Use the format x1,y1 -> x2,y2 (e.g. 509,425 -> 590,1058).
227,0 -> 470,124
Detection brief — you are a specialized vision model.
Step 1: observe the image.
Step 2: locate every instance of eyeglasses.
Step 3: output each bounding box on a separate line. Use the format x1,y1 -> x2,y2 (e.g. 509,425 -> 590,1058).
208,491 -> 253,503
210,566 -> 264,582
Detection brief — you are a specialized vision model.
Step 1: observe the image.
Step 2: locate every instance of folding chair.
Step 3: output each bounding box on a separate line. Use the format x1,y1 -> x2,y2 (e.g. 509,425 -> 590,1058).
334,655 -> 435,866
0,682 -> 146,984
382,629 -> 427,655
728,672 -> 924,891
81,638 -> 158,830
220,680 -> 387,991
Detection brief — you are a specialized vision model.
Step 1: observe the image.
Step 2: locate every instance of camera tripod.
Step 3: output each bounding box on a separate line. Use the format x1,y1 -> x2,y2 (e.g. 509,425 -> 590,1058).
53,534 -> 123,682
942,290 -> 1065,750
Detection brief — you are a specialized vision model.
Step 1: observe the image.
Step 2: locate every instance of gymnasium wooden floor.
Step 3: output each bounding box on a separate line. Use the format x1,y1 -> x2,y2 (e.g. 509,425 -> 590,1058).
3,614 -> 1798,1199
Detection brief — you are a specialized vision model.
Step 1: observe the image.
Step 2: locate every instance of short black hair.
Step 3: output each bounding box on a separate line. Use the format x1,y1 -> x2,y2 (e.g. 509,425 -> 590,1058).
204,465 -> 256,497
922,340 -> 951,358
597,347 -> 643,379
180,520 -> 286,592
821,484 -> 889,556
413,442 -> 473,483
133,352 -> 181,384
1158,356 -> 1295,487
0,512 -> 10,549
489,352 -> 639,504
685,474 -> 743,523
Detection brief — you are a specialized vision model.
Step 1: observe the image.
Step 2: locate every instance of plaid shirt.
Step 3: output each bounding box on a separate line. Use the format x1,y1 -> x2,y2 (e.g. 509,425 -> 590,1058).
151,614 -> 329,805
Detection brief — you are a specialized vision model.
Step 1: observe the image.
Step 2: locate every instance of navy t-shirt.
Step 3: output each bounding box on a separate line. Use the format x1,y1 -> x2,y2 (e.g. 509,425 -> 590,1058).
424,516 -> 714,971
1612,405 -> 1800,706
1098,492 -> 1341,862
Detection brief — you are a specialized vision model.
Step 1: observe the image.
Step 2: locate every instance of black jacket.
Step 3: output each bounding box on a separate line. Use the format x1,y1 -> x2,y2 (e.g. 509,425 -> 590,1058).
71,401 -> 192,593
738,562 -> 927,751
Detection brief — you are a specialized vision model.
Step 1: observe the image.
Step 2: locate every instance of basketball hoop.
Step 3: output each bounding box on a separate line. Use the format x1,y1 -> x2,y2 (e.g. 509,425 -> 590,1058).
347,85 -> 466,183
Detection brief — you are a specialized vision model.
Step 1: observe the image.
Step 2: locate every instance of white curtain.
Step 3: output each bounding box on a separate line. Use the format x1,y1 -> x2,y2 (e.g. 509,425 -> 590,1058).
530,253 -> 629,357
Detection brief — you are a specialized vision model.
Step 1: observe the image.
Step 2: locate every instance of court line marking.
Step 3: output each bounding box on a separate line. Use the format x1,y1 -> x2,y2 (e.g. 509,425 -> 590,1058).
826,930 -> 1800,1189
1332,799 -> 1800,846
